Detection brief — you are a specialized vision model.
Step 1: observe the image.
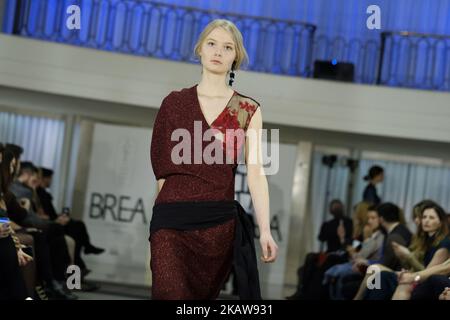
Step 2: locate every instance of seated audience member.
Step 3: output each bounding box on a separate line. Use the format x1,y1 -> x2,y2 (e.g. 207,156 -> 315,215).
359,201 -> 449,300
0,144 -> 33,300
3,146 -> 77,299
353,202 -> 412,299
286,200 -> 353,299
325,205 -> 384,299
318,199 -> 353,253
36,167 -> 104,288
391,257 -> 450,300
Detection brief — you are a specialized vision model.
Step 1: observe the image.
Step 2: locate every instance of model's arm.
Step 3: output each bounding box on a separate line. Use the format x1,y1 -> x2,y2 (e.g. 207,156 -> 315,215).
245,107 -> 278,263
156,179 -> 166,194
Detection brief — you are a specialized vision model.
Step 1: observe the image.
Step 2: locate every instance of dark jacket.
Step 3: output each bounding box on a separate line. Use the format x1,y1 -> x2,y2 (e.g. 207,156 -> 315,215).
381,223 -> 412,271
36,186 -> 58,221
9,181 -> 33,203
4,191 -> 28,224
318,216 -> 353,252
363,183 -> 381,205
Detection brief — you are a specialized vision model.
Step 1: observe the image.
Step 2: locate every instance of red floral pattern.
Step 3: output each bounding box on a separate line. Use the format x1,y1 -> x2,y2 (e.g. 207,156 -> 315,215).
240,101 -> 257,113
211,97 -> 259,163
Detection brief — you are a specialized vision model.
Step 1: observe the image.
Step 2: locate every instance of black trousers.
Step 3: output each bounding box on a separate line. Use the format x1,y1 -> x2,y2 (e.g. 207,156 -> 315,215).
46,223 -> 71,281
64,219 -> 92,271
411,275 -> 450,300
364,271 -> 398,300
17,229 -> 53,283
296,252 -> 348,299
0,236 -> 28,300
21,215 -> 71,281
340,273 -> 364,300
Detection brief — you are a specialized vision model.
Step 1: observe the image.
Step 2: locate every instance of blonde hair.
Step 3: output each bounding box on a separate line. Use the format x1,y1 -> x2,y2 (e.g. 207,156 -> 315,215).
352,201 -> 371,239
194,19 -> 249,70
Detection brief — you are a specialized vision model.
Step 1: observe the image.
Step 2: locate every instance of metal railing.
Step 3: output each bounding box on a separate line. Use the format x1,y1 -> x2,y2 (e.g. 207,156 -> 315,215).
5,1 -> 450,91
313,35 -> 381,84
9,0 -> 317,77
376,31 -> 450,91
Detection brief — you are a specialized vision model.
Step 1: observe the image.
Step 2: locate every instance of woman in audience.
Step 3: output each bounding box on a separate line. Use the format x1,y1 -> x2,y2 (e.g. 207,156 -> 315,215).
362,166 -> 384,206
1,146 -> 76,299
0,144 -> 33,300
391,257 -> 450,300
352,201 -> 371,242
362,201 -> 450,299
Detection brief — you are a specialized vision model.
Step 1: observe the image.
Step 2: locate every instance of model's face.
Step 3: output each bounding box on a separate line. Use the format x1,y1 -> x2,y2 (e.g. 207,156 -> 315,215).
200,27 -> 236,75
367,211 -> 380,231
421,208 -> 441,234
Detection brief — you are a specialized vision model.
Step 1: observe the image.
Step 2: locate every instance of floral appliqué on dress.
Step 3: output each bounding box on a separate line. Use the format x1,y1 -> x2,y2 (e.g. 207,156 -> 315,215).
211,96 -> 259,163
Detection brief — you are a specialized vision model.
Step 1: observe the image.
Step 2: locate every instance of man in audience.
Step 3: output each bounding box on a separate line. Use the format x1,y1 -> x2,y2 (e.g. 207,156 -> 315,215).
37,167 -> 104,291
318,199 -> 353,252
352,202 -> 413,299
287,200 -> 353,299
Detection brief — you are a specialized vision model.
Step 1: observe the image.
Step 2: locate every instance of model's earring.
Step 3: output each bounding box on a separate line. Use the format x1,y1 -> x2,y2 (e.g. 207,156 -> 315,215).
229,62 -> 236,86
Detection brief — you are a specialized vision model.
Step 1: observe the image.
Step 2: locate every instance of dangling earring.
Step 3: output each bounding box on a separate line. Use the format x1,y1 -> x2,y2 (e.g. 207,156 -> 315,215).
229,62 -> 236,86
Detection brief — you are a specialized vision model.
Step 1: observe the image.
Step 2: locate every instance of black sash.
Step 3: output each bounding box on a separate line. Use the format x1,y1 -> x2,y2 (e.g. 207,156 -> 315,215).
150,200 -> 262,300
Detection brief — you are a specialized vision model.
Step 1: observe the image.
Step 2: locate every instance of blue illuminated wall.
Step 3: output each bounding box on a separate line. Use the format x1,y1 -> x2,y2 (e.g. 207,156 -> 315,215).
2,0 -> 450,90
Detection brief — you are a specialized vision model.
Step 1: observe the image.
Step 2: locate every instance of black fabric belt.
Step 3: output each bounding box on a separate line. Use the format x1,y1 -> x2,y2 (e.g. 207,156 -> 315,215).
150,200 -> 262,300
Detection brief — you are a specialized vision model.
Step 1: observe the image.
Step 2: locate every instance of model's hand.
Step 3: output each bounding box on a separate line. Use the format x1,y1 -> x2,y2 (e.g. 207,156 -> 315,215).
259,232 -> 278,263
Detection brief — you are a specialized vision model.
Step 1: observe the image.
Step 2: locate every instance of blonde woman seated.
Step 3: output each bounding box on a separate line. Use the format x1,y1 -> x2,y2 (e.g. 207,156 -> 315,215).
355,201 -> 450,300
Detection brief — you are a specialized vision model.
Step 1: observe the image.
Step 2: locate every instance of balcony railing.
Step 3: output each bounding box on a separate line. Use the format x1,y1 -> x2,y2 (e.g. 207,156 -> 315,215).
313,35 -> 381,84
3,1 -> 450,91
377,31 -> 450,91
7,0 -> 316,77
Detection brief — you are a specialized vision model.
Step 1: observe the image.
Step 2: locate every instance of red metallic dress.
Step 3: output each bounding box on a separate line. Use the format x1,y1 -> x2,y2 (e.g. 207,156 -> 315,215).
149,84 -> 259,299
